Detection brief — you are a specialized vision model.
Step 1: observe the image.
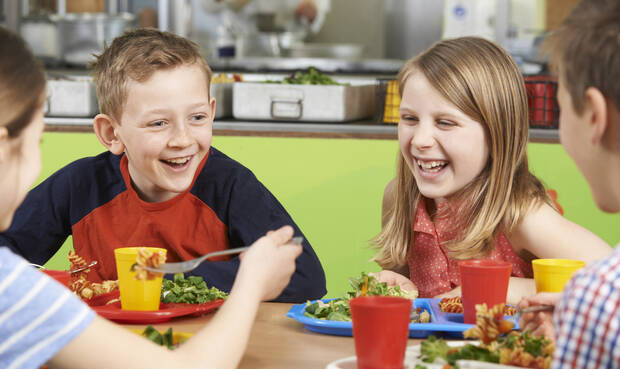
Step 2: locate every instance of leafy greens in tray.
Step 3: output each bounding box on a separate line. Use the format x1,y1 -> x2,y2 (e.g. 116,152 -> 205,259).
161,273 -> 228,304
304,272 -> 421,322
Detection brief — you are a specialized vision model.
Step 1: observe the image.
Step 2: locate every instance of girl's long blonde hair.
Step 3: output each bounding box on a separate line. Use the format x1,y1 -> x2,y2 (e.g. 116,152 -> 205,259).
373,37 -> 553,270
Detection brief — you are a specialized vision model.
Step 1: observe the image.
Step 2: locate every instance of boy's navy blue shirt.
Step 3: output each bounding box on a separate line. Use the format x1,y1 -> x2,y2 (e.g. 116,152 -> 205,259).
0,147 -> 326,302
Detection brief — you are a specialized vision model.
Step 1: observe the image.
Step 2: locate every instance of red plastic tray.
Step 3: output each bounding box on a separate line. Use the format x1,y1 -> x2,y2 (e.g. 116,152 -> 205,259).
85,290 -> 224,324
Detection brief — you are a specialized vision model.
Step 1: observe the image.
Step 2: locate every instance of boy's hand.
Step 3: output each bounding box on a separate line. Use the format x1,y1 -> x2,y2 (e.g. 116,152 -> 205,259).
371,270 -> 418,294
237,226 -> 302,301
517,292 -> 560,342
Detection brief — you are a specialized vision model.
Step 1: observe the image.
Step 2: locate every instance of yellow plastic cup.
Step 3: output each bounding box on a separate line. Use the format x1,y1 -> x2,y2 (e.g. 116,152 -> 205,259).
114,247 -> 167,311
532,259 -> 585,293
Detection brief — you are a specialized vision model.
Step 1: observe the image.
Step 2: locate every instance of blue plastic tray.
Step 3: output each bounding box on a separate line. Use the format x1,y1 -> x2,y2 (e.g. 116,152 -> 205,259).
286,298 -> 519,339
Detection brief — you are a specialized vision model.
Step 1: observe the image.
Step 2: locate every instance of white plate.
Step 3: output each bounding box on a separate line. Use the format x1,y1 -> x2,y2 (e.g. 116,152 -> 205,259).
326,341 -> 523,369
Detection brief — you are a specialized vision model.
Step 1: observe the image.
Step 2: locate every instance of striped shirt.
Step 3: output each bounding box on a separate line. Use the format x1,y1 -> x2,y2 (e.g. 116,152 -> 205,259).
0,247 -> 94,369
553,246 -> 620,369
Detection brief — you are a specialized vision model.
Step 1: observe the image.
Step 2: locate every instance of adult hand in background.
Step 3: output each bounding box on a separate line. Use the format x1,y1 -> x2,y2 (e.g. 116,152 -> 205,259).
517,292 -> 561,342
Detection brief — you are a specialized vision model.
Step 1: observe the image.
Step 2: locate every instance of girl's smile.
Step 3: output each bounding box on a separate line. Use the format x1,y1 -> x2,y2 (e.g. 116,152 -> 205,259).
415,158 -> 449,177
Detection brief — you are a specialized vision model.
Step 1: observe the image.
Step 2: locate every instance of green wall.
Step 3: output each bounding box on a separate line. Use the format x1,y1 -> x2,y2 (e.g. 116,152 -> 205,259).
39,132 -> 620,298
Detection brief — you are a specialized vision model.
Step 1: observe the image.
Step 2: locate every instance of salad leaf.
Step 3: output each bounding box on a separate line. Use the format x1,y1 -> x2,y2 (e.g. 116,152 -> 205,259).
265,67 -> 346,85
161,273 -> 227,304
303,272 -> 418,321
446,344 -> 499,364
347,272 -> 417,300
142,326 -> 176,350
419,336 -> 450,363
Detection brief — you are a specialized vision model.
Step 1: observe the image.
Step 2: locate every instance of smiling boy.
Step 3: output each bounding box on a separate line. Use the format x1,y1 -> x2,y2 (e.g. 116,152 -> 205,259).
0,28 -> 326,302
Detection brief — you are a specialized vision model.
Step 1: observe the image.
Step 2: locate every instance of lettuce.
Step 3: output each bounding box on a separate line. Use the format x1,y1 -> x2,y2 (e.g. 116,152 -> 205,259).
161,273 -> 227,304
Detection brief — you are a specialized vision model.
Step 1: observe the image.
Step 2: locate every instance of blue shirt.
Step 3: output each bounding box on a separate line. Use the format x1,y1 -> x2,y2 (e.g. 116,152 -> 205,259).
0,247 -> 94,369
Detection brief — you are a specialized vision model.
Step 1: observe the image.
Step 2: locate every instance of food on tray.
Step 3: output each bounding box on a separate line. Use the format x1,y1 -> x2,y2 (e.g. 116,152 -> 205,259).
131,248 -> 166,281
140,326 -> 188,350
266,67 -> 345,85
68,250 -> 118,301
304,272 -> 426,322
347,271 -> 418,299
211,73 -> 242,83
438,296 -> 517,316
463,303 -> 515,344
418,303 -> 554,369
161,273 -> 228,304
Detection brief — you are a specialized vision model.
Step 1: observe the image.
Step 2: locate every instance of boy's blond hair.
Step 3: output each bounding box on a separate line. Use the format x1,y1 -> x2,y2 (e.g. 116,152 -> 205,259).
543,0 -> 620,114
90,28 -> 213,121
373,37 -> 554,269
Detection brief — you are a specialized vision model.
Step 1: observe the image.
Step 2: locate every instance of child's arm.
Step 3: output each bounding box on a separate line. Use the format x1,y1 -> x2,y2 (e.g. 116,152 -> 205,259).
508,202 -> 612,263
49,226 -> 302,369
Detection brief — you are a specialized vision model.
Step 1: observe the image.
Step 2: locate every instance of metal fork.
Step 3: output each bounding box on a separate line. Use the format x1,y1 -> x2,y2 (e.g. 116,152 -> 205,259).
140,236 -> 304,274
516,304 -> 555,318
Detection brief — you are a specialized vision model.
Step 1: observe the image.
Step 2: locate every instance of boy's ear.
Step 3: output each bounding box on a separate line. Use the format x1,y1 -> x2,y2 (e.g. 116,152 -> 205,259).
209,96 -> 216,121
93,114 -> 125,155
584,87 -> 608,146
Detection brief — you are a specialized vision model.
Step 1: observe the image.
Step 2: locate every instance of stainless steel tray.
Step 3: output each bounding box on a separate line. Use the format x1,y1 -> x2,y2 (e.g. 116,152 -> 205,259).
45,76 -> 98,117
211,83 -> 233,119
232,82 -> 375,122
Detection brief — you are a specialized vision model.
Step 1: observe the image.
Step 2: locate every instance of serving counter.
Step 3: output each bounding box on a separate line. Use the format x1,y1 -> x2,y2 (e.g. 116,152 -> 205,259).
44,117 -> 560,142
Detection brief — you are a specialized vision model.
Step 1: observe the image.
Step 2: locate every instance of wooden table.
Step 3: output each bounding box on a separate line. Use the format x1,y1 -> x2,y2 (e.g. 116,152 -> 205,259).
122,302 -> 424,369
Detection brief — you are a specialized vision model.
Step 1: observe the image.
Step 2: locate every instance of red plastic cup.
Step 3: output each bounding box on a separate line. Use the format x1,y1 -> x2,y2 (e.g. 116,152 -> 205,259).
350,296 -> 412,369
458,260 -> 512,324
42,269 -> 71,288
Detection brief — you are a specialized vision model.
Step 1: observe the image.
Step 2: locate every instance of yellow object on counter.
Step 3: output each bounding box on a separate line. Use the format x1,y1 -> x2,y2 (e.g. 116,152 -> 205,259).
532,258 -> 585,293
382,80 -> 400,124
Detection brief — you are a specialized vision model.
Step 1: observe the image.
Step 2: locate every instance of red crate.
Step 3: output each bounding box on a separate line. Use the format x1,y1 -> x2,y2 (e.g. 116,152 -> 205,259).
524,75 -> 559,129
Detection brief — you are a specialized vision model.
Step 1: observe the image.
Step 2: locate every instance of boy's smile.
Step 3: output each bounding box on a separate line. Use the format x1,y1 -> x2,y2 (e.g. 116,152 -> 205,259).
114,63 -> 215,202
398,71 -> 489,204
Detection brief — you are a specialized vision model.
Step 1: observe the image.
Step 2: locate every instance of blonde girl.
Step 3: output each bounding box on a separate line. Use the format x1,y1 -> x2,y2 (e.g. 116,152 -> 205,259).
373,37 -> 610,304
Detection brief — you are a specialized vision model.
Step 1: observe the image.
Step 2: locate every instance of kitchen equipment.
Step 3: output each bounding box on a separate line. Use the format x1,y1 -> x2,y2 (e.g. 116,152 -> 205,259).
233,81 -> 375,122
211,83 -> 233,119
287,43 -> 364,59
141,236 -> 303,274
375,79 -> 400,124
525,75 -> 559,129
52,12 -> 135,66
45,75 -> 98,117
20,15 -> 61,66
235,31 -> 304,57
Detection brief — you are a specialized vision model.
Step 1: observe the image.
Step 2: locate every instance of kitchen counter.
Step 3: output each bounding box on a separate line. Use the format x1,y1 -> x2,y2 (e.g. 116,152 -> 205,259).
44,117 -> 560,142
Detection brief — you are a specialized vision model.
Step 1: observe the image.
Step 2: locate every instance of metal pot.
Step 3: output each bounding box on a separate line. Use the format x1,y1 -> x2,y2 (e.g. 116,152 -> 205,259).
52,12 -> 135,66
20,15 -> 61,66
